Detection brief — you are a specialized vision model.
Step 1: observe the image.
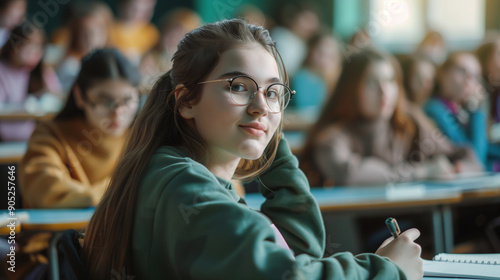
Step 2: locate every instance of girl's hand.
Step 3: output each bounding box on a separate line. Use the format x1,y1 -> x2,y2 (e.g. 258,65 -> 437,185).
415,155 -> 456,180
375,228 -> 423,280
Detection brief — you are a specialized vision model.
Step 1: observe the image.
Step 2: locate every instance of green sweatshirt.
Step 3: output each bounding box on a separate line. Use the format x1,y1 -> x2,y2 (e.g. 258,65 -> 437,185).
131,138 -> 407,279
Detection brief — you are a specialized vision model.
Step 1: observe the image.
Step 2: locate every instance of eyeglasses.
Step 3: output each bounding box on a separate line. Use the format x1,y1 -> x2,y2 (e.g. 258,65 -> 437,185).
198,75 -> 295,113
85,95 -> 139,115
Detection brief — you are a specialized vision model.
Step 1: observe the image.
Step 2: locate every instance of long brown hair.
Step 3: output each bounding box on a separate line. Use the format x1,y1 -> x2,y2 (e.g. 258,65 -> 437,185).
299,47 -> 415,186
83,19 -> 287,279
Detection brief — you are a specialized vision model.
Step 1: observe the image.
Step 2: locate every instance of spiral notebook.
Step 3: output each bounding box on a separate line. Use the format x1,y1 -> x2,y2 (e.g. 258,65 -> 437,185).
423,253 -> 500,279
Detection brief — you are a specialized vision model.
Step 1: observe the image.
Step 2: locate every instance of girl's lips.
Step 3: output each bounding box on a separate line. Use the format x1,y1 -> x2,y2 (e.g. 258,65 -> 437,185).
239,123 -> 266,137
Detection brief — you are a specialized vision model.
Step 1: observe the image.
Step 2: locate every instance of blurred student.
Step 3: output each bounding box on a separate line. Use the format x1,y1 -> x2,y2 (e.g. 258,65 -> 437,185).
415,31 -> 447,66
270,1 -> 319,76
49,1 -> 113,63
477,39 -> 500,134
56,2 -> 112,95
290,31 -> 342,115
0,0 -> 26,48
424,52 -> 495,169
84,19 -> 423,280
139,7 -> 201,92
424,52 -> 500,172
20,49 -> 140,208
299,48 -> 481,187
402,55 -> 436,107
234,4 -> 269,28
0,23 -> 61,141
111,0 -> 159,64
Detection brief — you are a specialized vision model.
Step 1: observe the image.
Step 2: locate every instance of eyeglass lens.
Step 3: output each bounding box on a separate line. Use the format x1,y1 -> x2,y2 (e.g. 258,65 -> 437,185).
229,76 -> 290,112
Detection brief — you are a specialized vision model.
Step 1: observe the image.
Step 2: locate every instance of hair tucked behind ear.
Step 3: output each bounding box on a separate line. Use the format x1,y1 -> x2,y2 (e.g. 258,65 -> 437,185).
84,19 -> 287,279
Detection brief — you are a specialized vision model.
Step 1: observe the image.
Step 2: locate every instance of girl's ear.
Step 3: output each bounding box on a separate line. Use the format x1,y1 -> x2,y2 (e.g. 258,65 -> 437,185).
73,86 -> 85,109
175,84 -> 195,119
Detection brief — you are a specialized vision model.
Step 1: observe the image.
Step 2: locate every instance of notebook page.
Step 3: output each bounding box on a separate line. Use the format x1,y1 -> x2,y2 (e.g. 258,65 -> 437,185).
423,259 -> 500,279
433,253 -> 500,265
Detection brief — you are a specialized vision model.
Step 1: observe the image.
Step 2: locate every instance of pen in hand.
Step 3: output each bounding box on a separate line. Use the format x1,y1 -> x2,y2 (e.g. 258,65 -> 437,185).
385,217 -> 401,239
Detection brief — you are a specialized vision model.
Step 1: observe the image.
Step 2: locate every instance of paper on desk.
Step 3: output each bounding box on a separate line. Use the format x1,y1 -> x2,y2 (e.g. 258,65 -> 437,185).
423,259 -> 500,279
385,183 -> 426,201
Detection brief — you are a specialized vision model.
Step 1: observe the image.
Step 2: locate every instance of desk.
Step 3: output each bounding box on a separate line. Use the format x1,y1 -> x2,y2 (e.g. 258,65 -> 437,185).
0,141 -> 27,164
0,104 -> 55,121
246,174 -> 500,255
0,208 -> 94,234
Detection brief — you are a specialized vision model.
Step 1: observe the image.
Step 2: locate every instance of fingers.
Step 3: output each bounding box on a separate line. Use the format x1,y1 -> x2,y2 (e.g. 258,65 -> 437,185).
379,236 -> 394,248
400,228 -> 420,242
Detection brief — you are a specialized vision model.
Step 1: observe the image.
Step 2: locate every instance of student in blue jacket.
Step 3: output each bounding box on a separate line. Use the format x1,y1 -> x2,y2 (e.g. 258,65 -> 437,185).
83,19 -> 423,280
424,52 -> 489,167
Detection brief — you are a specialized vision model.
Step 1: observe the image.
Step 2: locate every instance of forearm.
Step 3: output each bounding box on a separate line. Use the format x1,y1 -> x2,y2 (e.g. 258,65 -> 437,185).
259,137 -> 325,257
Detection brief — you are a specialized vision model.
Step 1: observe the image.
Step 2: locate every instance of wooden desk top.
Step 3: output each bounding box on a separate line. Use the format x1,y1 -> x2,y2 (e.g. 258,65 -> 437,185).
0,104 -> 55,121
0,208 -> 94,234
0,141 -> 27,164
245,183 -> 463,212
245,174 -> 500,212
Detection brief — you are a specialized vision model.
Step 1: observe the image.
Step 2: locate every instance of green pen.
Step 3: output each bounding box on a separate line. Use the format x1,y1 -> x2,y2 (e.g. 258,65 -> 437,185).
385,217 -> 401,239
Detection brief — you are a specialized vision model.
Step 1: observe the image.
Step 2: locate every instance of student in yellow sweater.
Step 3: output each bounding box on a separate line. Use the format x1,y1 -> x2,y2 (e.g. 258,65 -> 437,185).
20,48 -> 140,208
84,19 -> 423,280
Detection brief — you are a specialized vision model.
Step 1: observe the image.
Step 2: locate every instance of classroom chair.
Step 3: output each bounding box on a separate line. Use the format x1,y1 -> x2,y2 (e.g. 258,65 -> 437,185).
48,229 -> 88,280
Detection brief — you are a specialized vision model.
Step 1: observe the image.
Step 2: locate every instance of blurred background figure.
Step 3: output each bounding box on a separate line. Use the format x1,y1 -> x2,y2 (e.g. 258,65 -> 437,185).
476,39 -> 500,171
347,28 -> 372,54
234,4 -> 269,28
139,7 -> 201,93
271,1 -> 320,76
0,23 -> 61,142
20,48 -> 140,208
112,0 -> 158,65
299,48 -> 481,187
289,30 -> 343,117
49,1 -> 113,63
55,1 -> 112,96
424,52 -> 492,169
0,0 -> 26,49
415,30 -> 448,66
402,55 -> 437,107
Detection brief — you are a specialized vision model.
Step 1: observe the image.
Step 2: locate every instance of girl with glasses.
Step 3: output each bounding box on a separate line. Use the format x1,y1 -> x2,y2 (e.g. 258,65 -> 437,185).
424,52 -> 491,169
19,48 -> 140,208
84,19 -> 422,280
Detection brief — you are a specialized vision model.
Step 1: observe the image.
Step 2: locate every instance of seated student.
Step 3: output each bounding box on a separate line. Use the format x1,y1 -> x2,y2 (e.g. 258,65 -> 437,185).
415,31 -> 447,66
83,19 -> 423,280
290,30 -> 342,117
424,52 -> 493,168
55,1 -> 112,95
402,55 -> 436,107
111,0 -> 159,65
0,23 -> 61,142
139,7 -> 201,92
0,0 -> 26,49
476,40 -> 500,171
19,48 -> 140,208
299,48 -> 481,187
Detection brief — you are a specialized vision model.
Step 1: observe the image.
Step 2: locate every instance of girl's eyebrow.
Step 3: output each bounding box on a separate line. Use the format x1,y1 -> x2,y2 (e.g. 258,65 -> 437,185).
217,71 -> 282,84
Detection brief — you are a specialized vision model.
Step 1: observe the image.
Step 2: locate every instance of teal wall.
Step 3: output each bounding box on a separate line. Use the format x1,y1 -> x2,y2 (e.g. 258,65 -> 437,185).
194,0 -> 274,23
194,0 -> 365,41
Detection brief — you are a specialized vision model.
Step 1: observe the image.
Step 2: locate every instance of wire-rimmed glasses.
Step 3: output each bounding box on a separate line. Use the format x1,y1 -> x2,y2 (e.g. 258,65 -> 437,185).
198,75 -> 295,113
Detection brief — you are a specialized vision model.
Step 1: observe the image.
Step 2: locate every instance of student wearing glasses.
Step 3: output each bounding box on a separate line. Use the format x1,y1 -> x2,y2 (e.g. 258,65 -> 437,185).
424,52 -> 489,168
19,48 -> 140,208
84,19 -> 423,280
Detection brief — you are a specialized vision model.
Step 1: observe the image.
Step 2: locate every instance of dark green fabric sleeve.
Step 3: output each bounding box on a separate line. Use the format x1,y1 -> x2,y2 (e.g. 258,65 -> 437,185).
258,137 -> 326,258
131,146 -> 407,279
